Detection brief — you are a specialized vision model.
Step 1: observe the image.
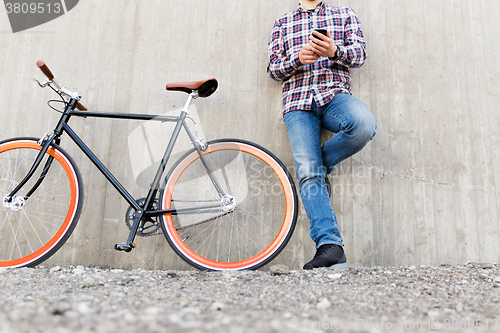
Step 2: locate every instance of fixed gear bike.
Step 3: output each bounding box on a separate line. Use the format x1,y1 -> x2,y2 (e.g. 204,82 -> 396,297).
0,61 -> 298,271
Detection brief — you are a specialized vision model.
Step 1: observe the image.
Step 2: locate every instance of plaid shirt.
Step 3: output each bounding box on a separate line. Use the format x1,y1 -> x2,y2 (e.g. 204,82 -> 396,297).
267,2 -> 366,115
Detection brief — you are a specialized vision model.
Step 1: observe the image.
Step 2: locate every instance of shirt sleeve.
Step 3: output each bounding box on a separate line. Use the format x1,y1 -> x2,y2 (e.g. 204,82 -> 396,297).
334,8 -> 366,68
267,20 -> 304,82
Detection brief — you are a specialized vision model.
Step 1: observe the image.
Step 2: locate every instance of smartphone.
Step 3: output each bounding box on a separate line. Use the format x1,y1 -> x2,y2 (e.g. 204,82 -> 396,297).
313,29 -> 328,42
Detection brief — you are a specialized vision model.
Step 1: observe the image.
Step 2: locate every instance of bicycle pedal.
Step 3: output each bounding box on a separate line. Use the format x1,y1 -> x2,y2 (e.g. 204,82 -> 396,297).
114,243 -> 135,252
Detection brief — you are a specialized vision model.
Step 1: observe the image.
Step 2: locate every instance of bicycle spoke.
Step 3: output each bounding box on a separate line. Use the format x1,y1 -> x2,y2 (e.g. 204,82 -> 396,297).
16,211 -> 36,255
22,210 -> 70,222
229,213 -> 251,262
238,206 -> 280,235
183,214 -> 222,246
191,216 -> 225,253
0,162 -> 16,187
22,211 -> 45,248
25,173 -> 71,198
12,148 -> 29,181
227,213 -> 234,262
27,198 -> 70,207
216,212 -> 222,262
9,212 -> 23,260
176,207 -> 220,236
0,208 -> 11,232
204,220 -> 216,259
24,205 -> 59,234
186,169 -> 213,192
227,212 -> 262,253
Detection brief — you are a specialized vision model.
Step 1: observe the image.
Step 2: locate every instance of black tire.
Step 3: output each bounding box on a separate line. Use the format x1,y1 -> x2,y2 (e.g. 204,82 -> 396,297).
159,139 -> 297,271
0,137 -> 84,268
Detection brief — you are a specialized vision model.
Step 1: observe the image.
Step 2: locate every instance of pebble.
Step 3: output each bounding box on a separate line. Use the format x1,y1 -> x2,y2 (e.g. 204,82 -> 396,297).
49,266 -> 61,273
210,302 -> 226,311
269,264 -> 289,275
0,263 -> 499,332
327,273 -> 342,280
316,298 -> 331,310
81,277 -> 96,288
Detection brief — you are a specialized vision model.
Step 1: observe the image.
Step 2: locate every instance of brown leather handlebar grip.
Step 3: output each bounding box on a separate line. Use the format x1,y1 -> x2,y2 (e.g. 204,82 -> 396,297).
36,60 -> 54,80
35,60 -> 87,110
75,101 -> 87,111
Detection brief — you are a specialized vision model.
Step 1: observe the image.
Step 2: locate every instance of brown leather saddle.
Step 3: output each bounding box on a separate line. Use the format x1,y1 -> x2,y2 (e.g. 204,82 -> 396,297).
166,78 -> 218,98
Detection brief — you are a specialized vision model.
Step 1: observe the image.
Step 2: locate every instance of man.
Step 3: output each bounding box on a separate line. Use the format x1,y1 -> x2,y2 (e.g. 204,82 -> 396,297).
267,0 -> 376,269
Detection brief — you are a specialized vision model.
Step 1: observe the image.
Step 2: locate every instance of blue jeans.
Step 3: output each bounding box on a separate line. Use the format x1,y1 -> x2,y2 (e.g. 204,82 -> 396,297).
283,93 -> 376,248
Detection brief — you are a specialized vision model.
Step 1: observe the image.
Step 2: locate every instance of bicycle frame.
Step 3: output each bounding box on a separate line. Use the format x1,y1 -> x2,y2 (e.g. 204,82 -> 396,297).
7,93 -> 229,249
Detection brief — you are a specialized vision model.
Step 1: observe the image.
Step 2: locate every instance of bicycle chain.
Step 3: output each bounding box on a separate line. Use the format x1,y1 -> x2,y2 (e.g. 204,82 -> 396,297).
125,198 -> 233,235
170,199 -> 233,232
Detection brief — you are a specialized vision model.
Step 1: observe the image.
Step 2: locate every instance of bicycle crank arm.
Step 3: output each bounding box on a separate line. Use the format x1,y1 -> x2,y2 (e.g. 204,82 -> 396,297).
114,243 -> 135,252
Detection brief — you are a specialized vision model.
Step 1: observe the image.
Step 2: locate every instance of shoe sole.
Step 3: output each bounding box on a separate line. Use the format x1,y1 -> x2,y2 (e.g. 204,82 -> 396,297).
329,253 -> 348,269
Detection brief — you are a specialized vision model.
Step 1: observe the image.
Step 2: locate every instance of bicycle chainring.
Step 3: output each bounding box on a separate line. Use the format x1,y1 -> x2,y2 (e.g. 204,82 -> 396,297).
125,198 -> 161,237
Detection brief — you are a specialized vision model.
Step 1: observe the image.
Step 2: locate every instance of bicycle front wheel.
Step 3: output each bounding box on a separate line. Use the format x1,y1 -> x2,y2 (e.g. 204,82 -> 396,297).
0,138 -> 83,268
160,139 -> 297,271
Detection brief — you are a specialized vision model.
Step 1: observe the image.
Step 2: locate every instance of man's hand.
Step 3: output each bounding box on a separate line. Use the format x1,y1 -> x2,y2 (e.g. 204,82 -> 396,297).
299,44 -> 320,65
309,30 -> 337,58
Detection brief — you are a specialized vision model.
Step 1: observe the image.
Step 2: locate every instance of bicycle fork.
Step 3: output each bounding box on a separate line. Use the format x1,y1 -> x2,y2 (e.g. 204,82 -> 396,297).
2,133 -> 59,210
3,99 -> 80,207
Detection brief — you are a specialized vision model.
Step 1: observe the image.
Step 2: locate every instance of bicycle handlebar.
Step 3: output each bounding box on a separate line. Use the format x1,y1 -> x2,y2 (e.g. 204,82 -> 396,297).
74,101 -> 87,111
36,60 -> 54,80
35,60 -> 88,111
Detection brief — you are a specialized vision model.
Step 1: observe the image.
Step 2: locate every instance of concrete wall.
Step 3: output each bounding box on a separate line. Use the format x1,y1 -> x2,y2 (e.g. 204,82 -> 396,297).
1,0 -> 499,270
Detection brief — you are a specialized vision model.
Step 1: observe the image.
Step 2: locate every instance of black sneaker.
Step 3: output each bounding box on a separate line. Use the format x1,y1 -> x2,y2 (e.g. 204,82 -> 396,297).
303,244 -> 348,270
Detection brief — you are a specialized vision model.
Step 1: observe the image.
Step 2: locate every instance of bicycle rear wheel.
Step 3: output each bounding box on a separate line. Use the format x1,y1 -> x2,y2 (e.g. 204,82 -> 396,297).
0,137 -> 83,268
160,139 -> 297,271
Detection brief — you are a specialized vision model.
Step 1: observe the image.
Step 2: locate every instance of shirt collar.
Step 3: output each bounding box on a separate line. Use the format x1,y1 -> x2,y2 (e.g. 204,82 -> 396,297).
297,1 -> 325,13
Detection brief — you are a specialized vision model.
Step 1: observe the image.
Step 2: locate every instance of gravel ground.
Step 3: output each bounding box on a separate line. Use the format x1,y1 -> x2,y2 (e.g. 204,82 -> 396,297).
1,263 -> 500,333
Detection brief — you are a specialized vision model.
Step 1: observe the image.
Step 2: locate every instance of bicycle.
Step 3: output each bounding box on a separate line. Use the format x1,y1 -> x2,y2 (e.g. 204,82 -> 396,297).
0,61 -> 298,271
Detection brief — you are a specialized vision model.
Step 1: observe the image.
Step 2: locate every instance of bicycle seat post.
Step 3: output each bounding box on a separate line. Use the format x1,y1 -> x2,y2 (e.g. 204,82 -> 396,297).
181,91 -> 199,115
